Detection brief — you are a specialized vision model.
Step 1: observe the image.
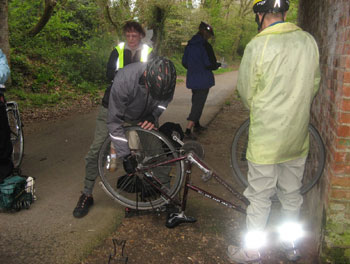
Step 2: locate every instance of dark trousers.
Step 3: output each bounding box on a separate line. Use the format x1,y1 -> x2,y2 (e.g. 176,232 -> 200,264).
0,100 -> 13,182
187,88 -> 210,123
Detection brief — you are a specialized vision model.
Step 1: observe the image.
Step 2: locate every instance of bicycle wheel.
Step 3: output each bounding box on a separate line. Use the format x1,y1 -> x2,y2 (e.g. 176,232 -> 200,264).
231,119 -> 325,195
6,102 -> 24,169
98,126 -> 185,210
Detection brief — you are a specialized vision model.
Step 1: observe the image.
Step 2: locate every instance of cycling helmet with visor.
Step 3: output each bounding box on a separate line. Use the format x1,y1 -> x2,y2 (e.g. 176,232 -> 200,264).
253,0 -> 290,31
146,57 -> 177,101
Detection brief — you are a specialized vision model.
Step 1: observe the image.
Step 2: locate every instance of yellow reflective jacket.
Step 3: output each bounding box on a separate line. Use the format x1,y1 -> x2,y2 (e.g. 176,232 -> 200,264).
237,22 -> 320,164
115,42 -> 153,70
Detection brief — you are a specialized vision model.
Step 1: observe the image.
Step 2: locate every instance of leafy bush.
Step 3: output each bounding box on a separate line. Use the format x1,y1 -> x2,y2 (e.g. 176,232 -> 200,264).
59,34 -> 115,87
169,54 -> 187,76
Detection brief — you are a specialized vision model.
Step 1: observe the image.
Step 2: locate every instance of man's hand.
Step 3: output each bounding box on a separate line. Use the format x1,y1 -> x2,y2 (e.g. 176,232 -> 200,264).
122,154 -> 138,175
138,115 -> 156,130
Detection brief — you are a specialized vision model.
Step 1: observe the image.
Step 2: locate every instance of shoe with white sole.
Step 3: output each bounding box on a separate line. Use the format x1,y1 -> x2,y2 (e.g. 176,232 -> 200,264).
227,245 -> 261,264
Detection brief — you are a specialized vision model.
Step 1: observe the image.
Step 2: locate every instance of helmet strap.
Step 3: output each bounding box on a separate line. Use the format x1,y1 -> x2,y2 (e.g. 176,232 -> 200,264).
256,13 -> 267,32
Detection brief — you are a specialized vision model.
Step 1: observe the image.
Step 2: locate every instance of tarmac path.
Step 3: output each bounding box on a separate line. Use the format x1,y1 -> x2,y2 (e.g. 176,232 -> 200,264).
0,71 -> 238,264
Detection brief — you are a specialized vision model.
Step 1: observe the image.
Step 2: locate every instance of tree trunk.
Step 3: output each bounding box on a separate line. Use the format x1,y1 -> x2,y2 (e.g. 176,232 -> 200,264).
0,0 -> 10,63
28,0 -> 57,37
150,5 -> 167,55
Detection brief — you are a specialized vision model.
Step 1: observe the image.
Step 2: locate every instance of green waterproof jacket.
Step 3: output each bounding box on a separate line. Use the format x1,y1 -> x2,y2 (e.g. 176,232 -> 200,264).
237,22 -> 320,164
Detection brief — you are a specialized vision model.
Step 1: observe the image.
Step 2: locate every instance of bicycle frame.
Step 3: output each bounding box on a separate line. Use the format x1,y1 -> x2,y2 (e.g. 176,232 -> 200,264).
139,151 -> 249,215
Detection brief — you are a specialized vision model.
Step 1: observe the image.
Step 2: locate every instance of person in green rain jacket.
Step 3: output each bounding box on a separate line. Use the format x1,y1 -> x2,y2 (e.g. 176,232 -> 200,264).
227,1 -> 321,263
238,23 -> 320,165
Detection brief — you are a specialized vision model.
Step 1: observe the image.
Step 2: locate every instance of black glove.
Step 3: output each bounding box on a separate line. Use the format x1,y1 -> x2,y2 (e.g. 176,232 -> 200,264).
216,62 -> 222,68
123,154 -> 138,174
143,114 -> 155,124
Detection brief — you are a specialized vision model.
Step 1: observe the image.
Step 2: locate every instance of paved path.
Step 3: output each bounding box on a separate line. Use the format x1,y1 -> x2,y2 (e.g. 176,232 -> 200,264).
160,71 -> 238,127
0,71 -> 238,264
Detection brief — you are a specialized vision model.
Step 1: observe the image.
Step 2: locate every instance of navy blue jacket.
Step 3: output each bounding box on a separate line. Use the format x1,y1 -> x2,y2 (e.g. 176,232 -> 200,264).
182,33 -> 219,90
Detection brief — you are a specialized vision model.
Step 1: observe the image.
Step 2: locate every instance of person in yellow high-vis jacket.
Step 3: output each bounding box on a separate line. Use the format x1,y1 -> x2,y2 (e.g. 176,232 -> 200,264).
227,1 -> 321,263
104,22 -> 153,172
73,21 -> 154,219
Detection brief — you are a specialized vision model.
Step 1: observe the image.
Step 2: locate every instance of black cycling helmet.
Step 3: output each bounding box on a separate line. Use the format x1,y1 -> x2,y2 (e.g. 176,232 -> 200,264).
146,57 -> 177,101
199,21 -> 214,36
253,0 -> 290,14
253,0 -> 289,31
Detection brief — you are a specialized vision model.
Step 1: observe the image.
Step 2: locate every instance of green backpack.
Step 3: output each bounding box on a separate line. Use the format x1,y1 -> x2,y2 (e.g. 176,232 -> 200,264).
0,175 -> 33,210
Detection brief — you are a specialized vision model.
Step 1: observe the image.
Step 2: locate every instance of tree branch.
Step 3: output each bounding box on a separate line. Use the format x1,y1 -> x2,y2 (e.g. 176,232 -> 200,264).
105,4 -> 119,32
28,0 -> 57,37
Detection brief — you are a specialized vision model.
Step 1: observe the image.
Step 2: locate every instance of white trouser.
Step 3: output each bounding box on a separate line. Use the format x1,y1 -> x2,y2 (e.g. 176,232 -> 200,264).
244,156 -> 307,231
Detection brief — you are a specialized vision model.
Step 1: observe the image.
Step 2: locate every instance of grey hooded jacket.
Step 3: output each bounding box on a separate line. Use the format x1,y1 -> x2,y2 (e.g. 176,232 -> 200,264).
107,62 -> 172,158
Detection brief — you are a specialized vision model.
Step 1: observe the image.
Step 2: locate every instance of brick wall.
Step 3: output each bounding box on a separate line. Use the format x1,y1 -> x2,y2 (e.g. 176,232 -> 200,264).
299,0 -> 350,262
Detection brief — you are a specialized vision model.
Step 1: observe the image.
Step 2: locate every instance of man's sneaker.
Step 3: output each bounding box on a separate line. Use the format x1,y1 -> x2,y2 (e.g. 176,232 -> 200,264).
184,131 -> 197,140
109,157 -> 117,172
73,193 -> 94,218
227,245 -> 261,264
193,124 -> 207,133
280,241 -> 301,262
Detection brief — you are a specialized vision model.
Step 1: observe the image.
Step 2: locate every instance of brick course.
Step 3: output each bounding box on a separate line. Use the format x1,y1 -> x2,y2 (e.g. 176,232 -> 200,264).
331,174 -> 350,187
299,0 -> 350,261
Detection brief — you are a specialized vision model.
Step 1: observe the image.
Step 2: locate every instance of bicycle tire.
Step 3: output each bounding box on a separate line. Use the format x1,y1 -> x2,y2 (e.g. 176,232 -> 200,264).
98,126 -> 185,210
231,119 -> 325,195
6,102 -> 24,169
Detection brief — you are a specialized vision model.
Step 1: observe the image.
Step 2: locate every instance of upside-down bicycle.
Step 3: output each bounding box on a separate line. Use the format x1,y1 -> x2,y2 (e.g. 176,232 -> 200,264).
97,121 -> 325,227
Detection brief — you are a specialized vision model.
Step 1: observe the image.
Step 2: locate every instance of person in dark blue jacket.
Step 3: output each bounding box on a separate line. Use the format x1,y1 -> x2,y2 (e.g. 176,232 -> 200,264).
0,49 -> 13,182
182,22 -> 221,139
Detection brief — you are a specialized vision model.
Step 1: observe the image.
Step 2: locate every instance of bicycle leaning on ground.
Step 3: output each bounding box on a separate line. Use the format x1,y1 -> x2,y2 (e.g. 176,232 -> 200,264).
0,84 -> 24,169
96,120 -> 325,228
